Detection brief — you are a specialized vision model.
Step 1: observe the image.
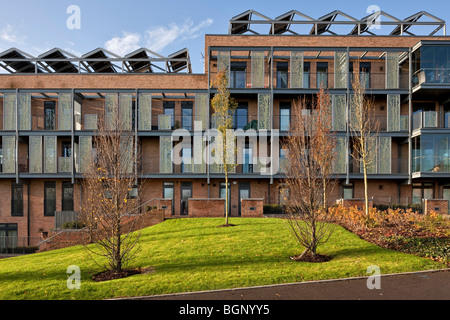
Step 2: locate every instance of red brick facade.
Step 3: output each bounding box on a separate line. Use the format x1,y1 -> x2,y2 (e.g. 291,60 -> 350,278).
423,199 -> 449,216
188,199 -> 225,218
240,199 -> 264,218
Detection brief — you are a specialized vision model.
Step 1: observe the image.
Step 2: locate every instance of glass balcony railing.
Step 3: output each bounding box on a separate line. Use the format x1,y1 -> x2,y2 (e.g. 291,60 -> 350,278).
413,68 -> 450,87
412,111 -> 450,130
413,156 -> 450,173
210,71 -> 409,90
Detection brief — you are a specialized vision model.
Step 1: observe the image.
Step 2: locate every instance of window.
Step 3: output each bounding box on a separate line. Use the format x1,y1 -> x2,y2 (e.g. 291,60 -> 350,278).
181,147 -> 192,173
44,182 -> 56,216
163,182 -> 174,214
279,102 -> 291,131
44,101 -> 56,130
276,62 -> 288,88
62,182 -> 74,211
163,101 -> 175,129
242,143 -> 253,173
412,183 -> 434,204
235,103 -> 248,129
279,147 -> 288,173
303,62 -> 310,88
230,62 -> 246,88
0,223 -> 18,250
11,184 -> 23,217
317,62 -> 328,88
62,141 -> 71,158
343,184 -> 354,199
359,62 -> 371,89
181,102 -> 193,130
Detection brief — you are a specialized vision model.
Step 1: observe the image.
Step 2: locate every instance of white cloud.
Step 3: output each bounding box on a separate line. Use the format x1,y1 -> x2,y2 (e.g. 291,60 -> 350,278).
103,18 -> 213,56
0,24 -> 22,44
145,18 -> 213,53
104,32 -> 141,56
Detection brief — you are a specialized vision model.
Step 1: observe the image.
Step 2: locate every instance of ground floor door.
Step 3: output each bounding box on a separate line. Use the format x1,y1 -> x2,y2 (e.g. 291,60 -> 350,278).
180,182 -> 192,215
163,182 -> 174,215
238,182 -> 251,217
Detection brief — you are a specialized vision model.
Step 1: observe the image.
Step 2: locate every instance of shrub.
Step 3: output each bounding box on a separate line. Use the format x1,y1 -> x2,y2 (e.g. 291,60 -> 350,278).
263,204 -> 285,214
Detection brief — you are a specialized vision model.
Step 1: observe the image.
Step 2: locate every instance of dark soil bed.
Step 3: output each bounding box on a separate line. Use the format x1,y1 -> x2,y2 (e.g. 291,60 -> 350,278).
217,224 -> 237,228
290,253 -> 332,263
92,267 -> 154,282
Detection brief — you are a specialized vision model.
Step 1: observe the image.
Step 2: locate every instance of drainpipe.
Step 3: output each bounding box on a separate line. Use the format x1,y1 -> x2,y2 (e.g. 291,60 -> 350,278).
27,180 -> 30,246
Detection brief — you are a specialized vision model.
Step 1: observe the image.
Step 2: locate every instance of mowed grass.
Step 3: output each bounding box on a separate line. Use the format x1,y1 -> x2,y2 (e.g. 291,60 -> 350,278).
0,217 -> 446,300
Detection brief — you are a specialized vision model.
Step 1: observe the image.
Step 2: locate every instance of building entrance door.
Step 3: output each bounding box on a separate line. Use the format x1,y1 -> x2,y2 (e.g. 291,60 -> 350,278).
180,182 -> 192,215
238,182 -> 250,217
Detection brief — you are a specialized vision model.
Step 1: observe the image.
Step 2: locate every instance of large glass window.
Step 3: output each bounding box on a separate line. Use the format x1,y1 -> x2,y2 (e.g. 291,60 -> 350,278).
44,182 -> 56,217
181,147 -> 192,173
44,101 -> 56,130
163,101 -> 175,129
230,62 -> 246,88
62,182 -> 74,211
303,62 -> 310,88
242,143 -> 253,173
0,223 -> 18,250
276,62 -> 288,88
360,62 -> 371,89
233,103 -> 248,129
62,141 -> 71,158
181,102 -> 193,130
412,134 -> 450,173
343,184 -> 354,199
412,183 -> 434,204
163,182 -> 174,214
11,184 -> 23,217
412,45 -> 450,86
317,62 -> 328,88
279,102 -> 290,131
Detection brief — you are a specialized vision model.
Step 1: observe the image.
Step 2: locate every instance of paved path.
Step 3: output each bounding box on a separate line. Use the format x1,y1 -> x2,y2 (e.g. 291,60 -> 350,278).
133,269 -> 450,300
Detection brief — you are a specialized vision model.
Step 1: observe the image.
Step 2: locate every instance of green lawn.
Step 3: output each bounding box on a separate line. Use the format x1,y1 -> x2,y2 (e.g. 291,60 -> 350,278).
0,217 -> 446,300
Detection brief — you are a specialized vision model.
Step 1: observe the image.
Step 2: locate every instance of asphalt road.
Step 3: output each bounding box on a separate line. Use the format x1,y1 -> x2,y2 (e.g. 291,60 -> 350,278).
134,269 -> 450,300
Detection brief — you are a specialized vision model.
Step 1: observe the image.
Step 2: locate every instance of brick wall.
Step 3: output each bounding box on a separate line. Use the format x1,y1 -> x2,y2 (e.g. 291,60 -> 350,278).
240,198 -> 264,217
188,198 -> 225,217
423,199 -> 449,215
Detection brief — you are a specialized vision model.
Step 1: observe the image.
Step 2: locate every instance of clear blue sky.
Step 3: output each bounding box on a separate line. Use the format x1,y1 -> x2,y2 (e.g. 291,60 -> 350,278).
0,0 -> 448,73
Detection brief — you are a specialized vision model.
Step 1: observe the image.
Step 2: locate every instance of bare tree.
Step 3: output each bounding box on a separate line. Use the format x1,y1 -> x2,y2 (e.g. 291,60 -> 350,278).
349,68 -> 380,217
211,71 -> 237,226
282,89 -> 337,261
79,110 -> 144,274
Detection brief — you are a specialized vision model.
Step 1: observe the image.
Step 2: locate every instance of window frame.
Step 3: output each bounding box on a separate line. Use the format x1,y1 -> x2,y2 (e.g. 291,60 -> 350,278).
44,101 -> 56,130
11,183 -> 23,217
44,181 -> 57,217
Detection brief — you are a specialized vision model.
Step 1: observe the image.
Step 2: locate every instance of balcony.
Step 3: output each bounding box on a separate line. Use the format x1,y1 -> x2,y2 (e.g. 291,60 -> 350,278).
412,111 -> 450,132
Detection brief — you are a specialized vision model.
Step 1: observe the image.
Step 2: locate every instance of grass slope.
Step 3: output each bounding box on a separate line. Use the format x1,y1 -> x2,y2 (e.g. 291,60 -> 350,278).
0,217 -> 446,300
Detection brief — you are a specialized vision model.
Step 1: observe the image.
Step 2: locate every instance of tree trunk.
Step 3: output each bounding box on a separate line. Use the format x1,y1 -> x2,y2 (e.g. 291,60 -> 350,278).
225,171 -> 229,225
363,164 -> 369,217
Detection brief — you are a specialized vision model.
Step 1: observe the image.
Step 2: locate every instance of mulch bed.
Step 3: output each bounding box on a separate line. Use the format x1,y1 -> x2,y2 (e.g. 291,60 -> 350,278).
337,221 -> 450,266
92,267 -> 154,282
290,253 -> 332,263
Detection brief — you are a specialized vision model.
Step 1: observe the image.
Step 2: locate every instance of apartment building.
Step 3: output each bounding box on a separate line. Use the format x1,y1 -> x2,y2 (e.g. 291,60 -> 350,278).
0,9 -> 449,245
